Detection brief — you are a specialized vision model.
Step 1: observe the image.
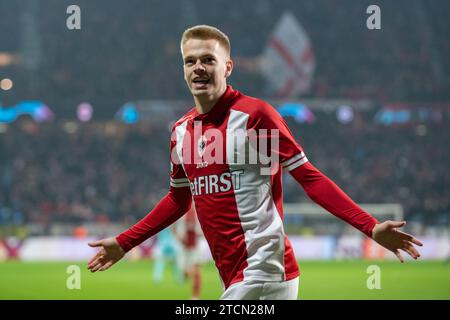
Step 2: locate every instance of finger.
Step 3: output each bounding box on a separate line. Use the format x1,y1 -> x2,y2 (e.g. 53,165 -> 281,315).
403,243 -> 421,259
88,261 -> 100,272
395,230 -> 423,246
99,261 -> 114,271
389,221 -> 406,229
88,264 -> 98,272
88,257 -> 102,269
87,252 -> 101,267
90,261 -> 106,273
88,240 -> 103,247
88,251 -> 104,266
394,249 -> 404,263
89,265 -> 101,273
410,237 -> 423,247
88,252 -> 107,269
397,231 -> 423,247
88,254 -> 103,269
410,247 -> 421,259
394,231 -> 424,249
401,246 -> 418,260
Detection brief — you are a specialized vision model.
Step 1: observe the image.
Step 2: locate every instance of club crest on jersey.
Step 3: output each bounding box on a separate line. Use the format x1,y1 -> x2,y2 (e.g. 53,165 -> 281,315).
196,135 -> 209,168
198,135 -> 207,157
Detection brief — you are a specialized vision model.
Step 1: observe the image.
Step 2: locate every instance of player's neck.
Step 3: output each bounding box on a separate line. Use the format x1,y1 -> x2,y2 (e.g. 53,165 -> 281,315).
194,86 -> 227,114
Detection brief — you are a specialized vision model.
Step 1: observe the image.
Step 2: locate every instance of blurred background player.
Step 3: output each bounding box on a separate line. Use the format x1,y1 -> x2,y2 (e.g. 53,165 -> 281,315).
151,227 -> 183,283
173,206 -> 203,299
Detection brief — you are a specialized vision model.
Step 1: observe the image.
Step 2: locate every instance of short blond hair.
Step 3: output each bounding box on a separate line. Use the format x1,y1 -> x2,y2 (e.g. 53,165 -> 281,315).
180,25 -> 231,57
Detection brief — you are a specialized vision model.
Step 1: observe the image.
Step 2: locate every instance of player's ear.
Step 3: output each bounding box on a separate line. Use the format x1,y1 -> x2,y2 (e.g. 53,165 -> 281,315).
225,59 -> 233,78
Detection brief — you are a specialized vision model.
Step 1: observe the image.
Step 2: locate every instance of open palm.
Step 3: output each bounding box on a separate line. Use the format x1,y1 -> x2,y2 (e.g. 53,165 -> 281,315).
87,237 -> 125,272
371,221 -> 423,263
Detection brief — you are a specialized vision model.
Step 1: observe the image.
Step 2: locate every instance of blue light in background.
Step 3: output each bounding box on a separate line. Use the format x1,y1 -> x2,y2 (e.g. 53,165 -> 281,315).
116,102 -> 139,124
0,101 -> 54,123
374,108 -> 411,125
276,102 -> 315,124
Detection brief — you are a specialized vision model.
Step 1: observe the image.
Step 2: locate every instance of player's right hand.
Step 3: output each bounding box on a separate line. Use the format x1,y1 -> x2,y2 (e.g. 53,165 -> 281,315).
87,237 -> 125,272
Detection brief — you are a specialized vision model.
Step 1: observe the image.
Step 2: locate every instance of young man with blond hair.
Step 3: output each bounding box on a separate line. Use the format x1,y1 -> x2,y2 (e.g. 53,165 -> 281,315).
88,25 -> 423,300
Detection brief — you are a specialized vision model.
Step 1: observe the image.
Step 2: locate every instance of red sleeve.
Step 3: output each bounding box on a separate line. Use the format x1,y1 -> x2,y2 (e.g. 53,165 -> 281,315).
116,186 -> 192,252
290,161 -> 379,237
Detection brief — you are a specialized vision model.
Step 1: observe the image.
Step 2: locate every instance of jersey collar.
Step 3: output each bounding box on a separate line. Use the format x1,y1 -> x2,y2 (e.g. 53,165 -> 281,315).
192,85 -> 240,123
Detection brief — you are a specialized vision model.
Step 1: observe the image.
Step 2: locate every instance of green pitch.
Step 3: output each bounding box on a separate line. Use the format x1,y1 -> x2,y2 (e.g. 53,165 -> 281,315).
0,260 -> 449,299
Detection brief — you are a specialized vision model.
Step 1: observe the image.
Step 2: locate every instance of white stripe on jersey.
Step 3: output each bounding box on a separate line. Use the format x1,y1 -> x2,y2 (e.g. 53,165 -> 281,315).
170,179 -> 190,188
175,120 -> 189,172
171,177 -> 190,184
227,109 -> 286,282
226,110 -> 250,166
281,152 -> 305,168
284,156 -> 308,171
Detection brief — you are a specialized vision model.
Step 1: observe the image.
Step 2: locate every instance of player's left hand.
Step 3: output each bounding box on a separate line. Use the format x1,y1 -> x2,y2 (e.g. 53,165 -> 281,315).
371,221 -> 423,263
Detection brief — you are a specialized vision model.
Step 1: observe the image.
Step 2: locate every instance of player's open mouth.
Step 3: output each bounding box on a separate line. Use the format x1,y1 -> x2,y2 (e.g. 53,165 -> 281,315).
192,78 -> 210,87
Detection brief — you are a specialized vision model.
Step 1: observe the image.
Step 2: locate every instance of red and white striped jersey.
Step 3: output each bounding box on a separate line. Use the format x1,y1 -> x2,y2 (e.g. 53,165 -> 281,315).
169,85 -> 306,289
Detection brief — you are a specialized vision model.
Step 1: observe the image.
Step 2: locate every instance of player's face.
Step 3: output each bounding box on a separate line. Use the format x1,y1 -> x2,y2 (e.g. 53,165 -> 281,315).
182,38 -> 233,99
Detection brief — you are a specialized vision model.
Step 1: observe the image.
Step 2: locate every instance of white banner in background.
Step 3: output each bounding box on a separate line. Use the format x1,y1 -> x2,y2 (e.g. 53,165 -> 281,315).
2,236 -> 448,261
20,237 -> 99,261
289,236 -> 335,260
261,11 -> 315,97
335,236 -> 364,259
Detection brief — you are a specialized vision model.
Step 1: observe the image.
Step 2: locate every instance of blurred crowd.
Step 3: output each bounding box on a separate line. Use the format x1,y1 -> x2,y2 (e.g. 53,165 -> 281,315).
283,115 -> 450,227
2,0 -> 449,117
0,120 -> 169,230
1,0 -> 449,235
1,114 -> 449,231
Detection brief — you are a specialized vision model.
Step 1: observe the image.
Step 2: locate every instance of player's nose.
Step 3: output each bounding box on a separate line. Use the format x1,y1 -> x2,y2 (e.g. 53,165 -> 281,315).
193,60 -> 206,72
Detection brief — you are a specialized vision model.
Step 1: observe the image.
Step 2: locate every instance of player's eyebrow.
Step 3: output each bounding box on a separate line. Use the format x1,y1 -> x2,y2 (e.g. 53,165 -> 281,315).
183,54 -> 216,63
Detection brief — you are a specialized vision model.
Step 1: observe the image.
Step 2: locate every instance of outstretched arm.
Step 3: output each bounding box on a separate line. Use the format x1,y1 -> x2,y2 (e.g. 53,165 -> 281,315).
290,161 -> 422,262
87,187 -> 192,272
244,102 -> 422,262
115,187 -> 192,252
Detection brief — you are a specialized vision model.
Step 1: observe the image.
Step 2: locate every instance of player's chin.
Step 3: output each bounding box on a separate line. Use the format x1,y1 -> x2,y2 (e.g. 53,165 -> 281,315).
190,86 -> 211,96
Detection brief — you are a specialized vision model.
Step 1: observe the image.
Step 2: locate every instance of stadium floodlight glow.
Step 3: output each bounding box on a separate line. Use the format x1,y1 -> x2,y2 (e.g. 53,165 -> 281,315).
0,53 -> 15,67
0,78 -> 13,91
77,102 -> 93,122
33,103 -> 55,123
337,105 -> 354,124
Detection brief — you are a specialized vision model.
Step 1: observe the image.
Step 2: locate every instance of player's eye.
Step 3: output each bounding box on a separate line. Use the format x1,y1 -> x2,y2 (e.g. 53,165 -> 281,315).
203,57 -> 215,64
184,59 -> 194,66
